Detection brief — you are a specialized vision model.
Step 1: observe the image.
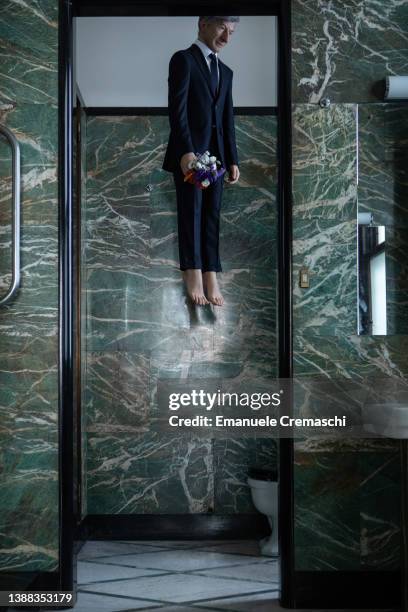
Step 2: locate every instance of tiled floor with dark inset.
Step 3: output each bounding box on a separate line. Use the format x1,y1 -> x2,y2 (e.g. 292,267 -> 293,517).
75,539 -> 278,611
12,539 -> 395,612
5,538 -> 397,612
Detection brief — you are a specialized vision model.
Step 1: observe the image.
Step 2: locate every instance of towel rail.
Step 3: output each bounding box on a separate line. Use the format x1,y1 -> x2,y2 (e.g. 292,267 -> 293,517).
0,123 -> 20,306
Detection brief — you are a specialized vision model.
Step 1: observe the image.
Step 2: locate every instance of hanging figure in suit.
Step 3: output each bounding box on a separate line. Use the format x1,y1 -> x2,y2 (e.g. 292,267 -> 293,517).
162,16 -> 240,306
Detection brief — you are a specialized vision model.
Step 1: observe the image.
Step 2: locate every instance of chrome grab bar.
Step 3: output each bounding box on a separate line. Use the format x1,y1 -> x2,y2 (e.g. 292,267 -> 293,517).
0,123 -> 20,306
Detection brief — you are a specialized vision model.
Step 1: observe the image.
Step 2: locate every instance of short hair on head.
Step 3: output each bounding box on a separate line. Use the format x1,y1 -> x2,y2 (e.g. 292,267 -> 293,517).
198,16 -> 240,24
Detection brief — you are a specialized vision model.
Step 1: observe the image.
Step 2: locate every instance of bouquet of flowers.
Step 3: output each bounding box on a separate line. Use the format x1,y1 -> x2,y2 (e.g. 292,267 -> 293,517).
183,150 -> 226,189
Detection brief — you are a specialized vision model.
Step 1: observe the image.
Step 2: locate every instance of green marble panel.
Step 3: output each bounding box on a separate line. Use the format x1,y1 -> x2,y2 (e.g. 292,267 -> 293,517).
0,428 -> 58,571
0,224 -> 58,351
0,348 -> 58,572
0,102 -> 58,226
150,349 -> 259,403
294,333 -> 408,379
0,1 -> 58,105
294,451 -> 360,570
85,351 -> 150,430
293,218 -> 356,244
213,268 -> 277,360
292,0 -> 408,103
214,438 -> 277,514
386,289 -> 408,336
293,238 -> 357,336
385,226 -> 408,336
148,266 -> 203,331
222,116 -> 277,268
150,197 -> 178,267
84,114 -> 278,514
86,432 -> 214,514
148,349 -> 247,433
86,115 -> 166,226
149,167 -> 175,212
235,116 -> 277,186
358,104 -> 408,227
293,337 -> 406,567
221,187 -> 277,268
85,267 -> 156,352
385,228 -> 408,284
292,1 -> 408,574
384,104 -> 408,161
359,448 -> 401,570
293,104 -> 357,219
0,345 -> 58,408
0,1 -> 58,572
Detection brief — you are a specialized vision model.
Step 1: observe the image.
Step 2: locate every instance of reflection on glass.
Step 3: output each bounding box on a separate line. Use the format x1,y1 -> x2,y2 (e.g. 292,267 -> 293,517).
377,226 -> 385,245
0,132 -> 13,294
370,250 -> 387,335
358,223 -> 386,335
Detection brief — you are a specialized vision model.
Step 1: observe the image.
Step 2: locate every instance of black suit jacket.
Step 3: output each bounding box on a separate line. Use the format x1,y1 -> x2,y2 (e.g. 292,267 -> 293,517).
162,43 -> 239,173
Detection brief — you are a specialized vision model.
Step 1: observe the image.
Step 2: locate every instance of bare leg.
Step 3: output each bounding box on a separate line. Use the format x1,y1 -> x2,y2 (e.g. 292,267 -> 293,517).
182,269 -> 209,306
203,271 -> 224,306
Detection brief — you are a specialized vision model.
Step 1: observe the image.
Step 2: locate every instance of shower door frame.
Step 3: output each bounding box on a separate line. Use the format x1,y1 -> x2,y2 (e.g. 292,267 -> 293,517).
59,0 -> 294,606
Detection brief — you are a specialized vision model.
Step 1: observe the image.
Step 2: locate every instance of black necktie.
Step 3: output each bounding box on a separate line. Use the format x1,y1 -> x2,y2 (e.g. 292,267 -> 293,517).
209,53 -> 218,95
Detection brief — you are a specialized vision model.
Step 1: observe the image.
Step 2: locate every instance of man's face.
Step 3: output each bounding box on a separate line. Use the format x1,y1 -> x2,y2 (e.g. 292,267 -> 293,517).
199,20 -> 236,53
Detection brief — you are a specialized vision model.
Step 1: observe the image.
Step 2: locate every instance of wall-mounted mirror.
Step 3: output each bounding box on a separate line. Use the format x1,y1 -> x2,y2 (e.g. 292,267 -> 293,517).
358,214 -> 386,335
357,102 -> 408,336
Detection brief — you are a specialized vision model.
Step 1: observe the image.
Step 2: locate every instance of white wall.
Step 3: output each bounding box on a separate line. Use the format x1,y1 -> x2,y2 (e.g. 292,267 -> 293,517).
75,16 -> 277,107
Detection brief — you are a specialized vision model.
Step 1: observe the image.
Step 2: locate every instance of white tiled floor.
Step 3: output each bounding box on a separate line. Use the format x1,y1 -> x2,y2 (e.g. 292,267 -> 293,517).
75,539 -> 279,611
17,539 -> 395,612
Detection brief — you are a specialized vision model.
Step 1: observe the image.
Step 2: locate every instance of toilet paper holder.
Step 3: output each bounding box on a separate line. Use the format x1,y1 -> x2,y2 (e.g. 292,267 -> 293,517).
384,76 -> 408,100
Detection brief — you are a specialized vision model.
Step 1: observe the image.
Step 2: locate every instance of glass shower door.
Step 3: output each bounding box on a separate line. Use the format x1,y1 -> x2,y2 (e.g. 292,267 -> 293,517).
0,115 -> 59,591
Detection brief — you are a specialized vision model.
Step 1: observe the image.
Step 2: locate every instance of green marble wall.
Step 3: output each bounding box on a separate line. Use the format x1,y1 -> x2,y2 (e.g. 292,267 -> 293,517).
293,0 -> 408,104
0,1 -> 59,572
83,115 -> 278,515
292,0 -> 407,572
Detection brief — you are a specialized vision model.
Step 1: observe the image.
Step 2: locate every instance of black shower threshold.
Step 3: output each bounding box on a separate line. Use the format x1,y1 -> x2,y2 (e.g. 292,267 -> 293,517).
77,514 -> 270,542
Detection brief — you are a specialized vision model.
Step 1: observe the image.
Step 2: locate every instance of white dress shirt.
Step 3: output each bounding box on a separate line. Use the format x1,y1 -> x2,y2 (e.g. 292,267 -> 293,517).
194,37 -> 219,82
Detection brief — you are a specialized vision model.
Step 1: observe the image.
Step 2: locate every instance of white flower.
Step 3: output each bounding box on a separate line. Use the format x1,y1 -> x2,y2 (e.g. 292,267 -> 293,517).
209,156 -> 216,163
201,179 -> 210,187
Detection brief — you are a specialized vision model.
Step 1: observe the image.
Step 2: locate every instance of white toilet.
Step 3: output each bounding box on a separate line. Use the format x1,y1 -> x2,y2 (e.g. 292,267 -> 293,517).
247,467 -> 278,556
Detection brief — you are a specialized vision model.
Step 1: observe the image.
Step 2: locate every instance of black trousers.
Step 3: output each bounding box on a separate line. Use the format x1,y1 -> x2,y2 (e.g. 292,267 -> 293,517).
172,129 -> 224,273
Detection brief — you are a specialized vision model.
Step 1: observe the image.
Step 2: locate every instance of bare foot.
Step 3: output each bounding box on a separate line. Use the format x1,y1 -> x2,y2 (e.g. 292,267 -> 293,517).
203,271 -> 224,306
182,269 -> 209,306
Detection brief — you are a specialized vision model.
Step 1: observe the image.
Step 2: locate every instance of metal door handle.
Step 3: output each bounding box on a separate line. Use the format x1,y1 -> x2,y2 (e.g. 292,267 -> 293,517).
0,123 -> 20,306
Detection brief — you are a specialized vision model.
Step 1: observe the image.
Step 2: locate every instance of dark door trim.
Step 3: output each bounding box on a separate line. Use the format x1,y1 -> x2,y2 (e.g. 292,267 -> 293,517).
276,0 -> 294,607
58,0 -> 75,596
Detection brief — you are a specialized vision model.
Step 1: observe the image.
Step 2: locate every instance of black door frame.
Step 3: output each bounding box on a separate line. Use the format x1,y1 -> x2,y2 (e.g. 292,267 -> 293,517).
58,0 -> 75,596
58,0 -> 294,605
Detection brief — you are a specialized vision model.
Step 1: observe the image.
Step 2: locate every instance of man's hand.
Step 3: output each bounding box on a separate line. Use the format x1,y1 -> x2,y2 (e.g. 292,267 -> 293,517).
226,164 -> 240,184
180,152 -> 196,175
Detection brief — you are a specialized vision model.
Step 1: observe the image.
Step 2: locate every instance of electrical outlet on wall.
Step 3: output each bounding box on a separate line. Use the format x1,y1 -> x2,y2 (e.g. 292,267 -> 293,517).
299,268 -> 310,288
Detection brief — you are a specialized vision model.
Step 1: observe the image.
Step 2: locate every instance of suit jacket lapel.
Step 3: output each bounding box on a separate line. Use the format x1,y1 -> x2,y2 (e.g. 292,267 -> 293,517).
190,43 -> 215,99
